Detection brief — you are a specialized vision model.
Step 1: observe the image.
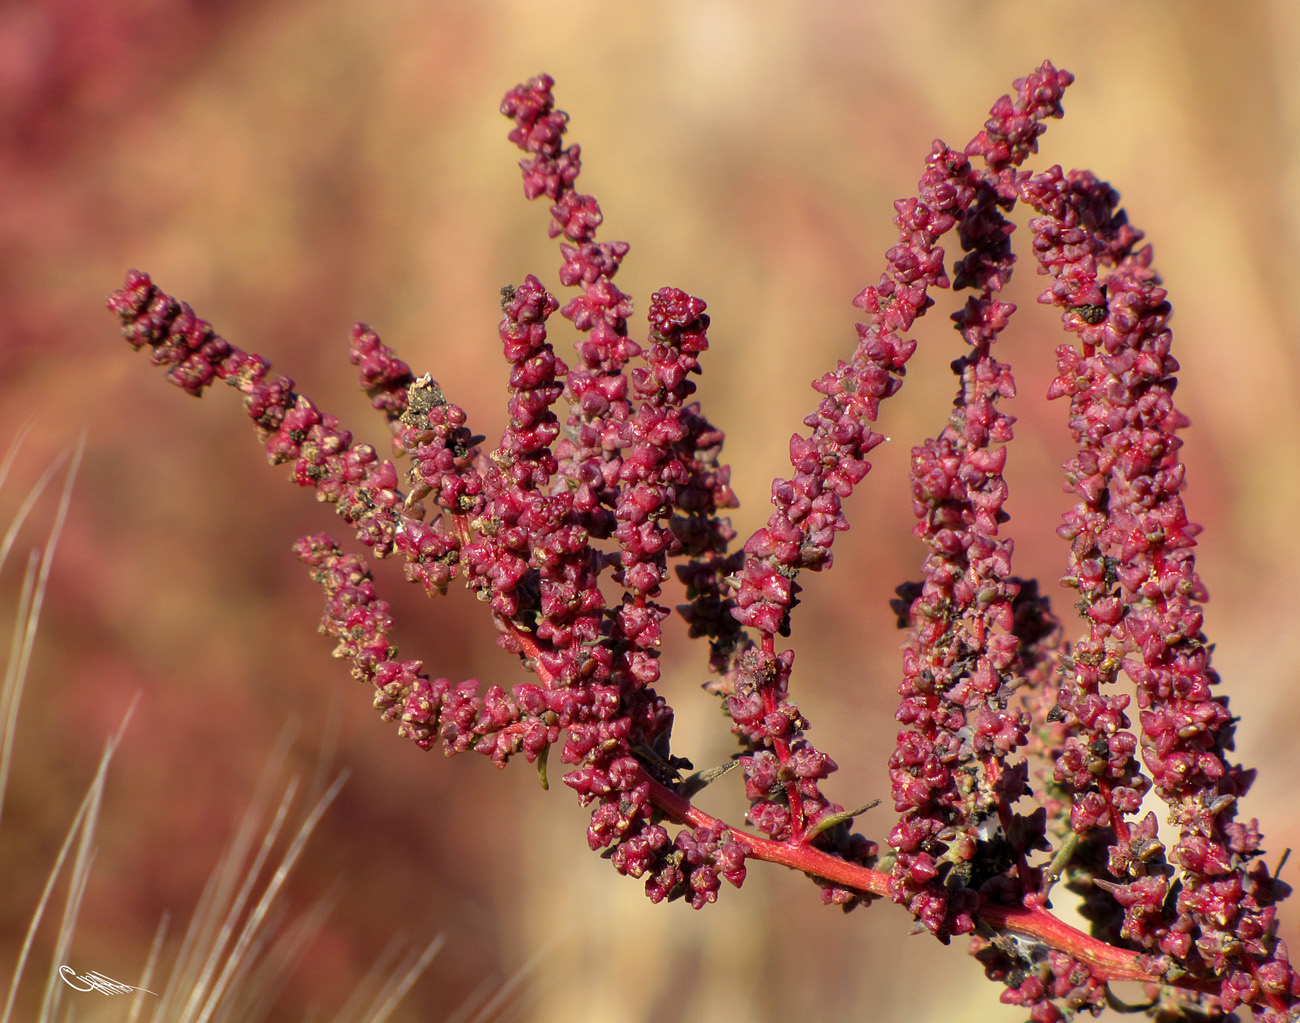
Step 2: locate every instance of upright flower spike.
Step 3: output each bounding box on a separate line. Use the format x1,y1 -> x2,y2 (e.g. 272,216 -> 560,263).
646,291 -> 746,678
1022,164 -> 1298,1015
502,75 -> 638,544
729,61 -> 1075,899
882,66 -> 1083,955
889,185 -> 1031,943
109,64 -> 1298,1022
501,75 -> 762,903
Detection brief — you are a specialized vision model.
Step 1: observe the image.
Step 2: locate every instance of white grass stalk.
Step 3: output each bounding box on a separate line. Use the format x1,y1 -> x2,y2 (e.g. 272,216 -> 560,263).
0,432 -> 82,834
126,915 -> 170,1023
0,700 -> 137,1023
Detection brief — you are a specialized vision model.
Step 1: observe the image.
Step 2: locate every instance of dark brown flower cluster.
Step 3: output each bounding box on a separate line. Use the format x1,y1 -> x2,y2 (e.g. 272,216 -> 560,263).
108,64 -> 1298,1021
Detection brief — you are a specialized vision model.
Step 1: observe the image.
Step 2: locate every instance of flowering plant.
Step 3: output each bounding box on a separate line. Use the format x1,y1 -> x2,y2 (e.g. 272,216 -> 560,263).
107,62 -> 1298,1021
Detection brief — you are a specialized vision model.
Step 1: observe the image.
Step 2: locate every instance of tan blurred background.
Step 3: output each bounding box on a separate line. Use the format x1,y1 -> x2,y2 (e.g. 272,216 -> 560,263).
2,1 -> 1299,1021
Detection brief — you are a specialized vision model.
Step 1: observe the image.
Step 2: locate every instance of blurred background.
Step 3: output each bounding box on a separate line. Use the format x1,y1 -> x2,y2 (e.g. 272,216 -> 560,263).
2,1 -> 1299,1020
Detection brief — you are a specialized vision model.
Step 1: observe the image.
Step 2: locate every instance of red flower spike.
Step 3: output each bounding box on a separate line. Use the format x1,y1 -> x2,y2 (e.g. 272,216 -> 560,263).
109,63 -> 1298,1022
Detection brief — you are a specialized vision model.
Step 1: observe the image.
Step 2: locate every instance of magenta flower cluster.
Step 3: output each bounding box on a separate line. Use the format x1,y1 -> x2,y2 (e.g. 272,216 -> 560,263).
108,64 -> 1298,1021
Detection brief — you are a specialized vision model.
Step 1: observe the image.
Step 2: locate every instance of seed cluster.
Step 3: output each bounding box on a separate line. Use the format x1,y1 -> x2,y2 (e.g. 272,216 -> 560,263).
109,63 -> 1297,1020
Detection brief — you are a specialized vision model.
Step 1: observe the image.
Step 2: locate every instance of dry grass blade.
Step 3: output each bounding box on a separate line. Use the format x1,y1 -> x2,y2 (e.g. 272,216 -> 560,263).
184,771 -> 349,1023
0,699 -> 137,1023
0,432 -> 82,835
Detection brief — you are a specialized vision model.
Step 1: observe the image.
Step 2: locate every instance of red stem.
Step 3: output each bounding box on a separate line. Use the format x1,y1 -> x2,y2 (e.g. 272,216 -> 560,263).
642,766 -> 1164,983
758,631 -> 805,836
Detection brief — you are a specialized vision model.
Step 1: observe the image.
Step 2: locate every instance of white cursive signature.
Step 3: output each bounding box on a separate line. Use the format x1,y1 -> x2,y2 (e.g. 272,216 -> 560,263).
58,965 -> 157,997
